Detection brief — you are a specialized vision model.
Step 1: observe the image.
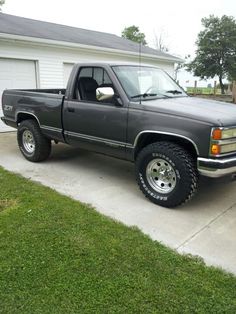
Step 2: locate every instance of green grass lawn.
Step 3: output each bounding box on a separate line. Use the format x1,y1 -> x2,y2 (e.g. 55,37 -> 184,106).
0,167 -> 236,313
187,87 -> 222,95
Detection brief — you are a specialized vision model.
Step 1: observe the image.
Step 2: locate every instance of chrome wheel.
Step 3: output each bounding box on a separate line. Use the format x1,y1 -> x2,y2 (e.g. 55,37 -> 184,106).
146,158 -> 177,194
22,130 -> 35,154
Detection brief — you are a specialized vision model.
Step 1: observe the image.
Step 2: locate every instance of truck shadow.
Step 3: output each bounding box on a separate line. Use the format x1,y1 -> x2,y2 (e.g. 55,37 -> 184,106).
190,175 -> 236,208
49,143 -> 236,210
49,143 -> 134,180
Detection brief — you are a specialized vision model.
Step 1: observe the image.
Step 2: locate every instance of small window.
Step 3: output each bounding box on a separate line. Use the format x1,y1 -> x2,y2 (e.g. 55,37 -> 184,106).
93,68 -> 103,85
75,67 -> 115,103
103,71 -> 112,85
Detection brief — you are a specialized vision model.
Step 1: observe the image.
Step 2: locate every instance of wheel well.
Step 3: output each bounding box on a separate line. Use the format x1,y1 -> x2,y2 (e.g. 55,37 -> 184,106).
17,113 -> 39,126
134,133 -> 198,159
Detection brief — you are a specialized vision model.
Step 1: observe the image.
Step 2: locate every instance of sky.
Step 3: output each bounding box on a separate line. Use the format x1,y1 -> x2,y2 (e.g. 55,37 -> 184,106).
1,0 -> 236,86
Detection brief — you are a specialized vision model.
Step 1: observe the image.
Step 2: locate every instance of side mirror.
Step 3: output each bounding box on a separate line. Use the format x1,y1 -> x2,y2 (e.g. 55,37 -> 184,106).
96,87 -> 114,101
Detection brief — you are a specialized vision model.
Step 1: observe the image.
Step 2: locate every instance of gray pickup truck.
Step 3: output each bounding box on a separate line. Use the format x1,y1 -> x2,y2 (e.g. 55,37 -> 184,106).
2,62 -> 236,208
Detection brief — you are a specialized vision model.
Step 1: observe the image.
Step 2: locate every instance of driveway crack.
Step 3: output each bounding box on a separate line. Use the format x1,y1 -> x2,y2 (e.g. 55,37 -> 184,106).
176,202 -> 236,250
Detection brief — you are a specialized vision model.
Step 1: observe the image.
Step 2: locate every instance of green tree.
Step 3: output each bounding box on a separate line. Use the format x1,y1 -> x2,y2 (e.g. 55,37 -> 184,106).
174,55 -> 190,81
187,15 -> 236,94
0,0 -> 5,11
122,25 -> 147,45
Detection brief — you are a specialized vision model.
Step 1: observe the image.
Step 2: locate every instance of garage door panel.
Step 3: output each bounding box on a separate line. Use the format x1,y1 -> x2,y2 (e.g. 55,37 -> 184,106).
0,79 -> 12,91
0,58 -> 37,132
12,79 -> 35,89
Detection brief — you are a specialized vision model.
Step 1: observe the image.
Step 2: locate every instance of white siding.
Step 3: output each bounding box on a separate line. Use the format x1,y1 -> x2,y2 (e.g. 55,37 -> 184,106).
0,40 -> 175,89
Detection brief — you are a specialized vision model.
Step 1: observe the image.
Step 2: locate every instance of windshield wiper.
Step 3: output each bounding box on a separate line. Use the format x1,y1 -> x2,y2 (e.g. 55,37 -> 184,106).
131,93 -> 172,99
131,93 -> 157,99
165,90 -> 182,94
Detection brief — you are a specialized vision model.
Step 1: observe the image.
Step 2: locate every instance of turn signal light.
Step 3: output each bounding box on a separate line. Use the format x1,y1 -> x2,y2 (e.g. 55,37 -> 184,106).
212,129 -> 222,140
211,144 -> 221,155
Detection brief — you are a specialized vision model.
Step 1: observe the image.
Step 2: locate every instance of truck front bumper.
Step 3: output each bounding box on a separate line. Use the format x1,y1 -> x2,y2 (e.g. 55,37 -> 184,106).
198,156 -> 236,178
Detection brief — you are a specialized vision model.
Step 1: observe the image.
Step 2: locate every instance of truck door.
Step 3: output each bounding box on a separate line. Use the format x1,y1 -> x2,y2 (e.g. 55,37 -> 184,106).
63,66 -> 128,159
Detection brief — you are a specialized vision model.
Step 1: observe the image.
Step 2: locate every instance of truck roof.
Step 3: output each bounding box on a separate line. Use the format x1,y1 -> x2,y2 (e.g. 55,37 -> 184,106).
75,61 -> 161,68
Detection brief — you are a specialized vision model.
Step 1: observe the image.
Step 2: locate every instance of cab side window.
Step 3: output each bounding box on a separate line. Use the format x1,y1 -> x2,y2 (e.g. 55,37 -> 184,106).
75,67 -> 114,103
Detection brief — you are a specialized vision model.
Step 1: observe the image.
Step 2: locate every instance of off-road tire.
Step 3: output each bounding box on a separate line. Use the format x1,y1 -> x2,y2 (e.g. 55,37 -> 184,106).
135,141 -> 198,208
17,119 -> 51,162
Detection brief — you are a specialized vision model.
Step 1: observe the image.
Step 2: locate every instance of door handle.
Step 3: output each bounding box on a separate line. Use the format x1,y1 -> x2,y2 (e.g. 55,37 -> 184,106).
67,107 -> 75,113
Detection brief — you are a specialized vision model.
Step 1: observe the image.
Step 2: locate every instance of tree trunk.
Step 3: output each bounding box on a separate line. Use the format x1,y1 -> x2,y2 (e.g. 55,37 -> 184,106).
219,75 -> 225,94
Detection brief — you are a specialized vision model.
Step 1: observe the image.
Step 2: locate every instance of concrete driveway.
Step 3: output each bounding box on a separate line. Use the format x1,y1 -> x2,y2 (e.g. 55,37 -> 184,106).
0,110 -> 14,132
1,132 -> 236,275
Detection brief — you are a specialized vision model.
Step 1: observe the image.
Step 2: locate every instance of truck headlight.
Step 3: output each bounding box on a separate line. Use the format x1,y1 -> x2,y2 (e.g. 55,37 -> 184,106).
212,128 -> 236,140
221,143 -> 236,153
211,127 -> 236,156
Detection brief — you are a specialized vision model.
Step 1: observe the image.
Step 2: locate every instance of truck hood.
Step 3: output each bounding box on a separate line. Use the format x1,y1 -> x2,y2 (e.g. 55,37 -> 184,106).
143,96 -> 236,126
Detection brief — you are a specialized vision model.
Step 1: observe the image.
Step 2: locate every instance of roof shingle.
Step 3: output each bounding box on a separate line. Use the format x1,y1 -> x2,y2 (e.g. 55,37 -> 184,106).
0,13 -> 180,61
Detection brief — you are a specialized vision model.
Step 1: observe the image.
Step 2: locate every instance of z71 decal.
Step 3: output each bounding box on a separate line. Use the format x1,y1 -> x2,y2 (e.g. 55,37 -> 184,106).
3,105 -> 13,112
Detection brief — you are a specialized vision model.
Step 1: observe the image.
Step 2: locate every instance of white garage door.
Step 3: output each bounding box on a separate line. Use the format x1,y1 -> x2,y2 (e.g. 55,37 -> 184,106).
0,58 -> 37,132
63,63 -> 74,88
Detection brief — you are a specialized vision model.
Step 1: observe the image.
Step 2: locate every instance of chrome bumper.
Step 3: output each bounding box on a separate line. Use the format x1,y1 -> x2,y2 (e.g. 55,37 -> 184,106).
198,156 -> 236,178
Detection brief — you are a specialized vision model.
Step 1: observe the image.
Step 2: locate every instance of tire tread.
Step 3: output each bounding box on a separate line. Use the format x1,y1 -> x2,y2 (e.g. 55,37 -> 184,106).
135,141 -> 198,208
17,119 -> 51,162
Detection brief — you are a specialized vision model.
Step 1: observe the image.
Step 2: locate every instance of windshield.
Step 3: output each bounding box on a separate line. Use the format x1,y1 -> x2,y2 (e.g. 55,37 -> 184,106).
112,65 -> 187,101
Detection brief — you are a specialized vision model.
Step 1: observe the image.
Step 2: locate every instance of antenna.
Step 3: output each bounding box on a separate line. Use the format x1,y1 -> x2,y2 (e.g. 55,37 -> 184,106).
139,42 -> 142,104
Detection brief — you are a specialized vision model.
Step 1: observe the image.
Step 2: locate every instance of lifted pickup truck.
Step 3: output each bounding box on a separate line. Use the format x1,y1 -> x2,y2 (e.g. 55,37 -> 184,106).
2,62 -> 236,208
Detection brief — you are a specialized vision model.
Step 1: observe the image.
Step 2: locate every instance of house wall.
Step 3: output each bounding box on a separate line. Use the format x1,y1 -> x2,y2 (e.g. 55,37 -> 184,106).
0,39 -> 175,88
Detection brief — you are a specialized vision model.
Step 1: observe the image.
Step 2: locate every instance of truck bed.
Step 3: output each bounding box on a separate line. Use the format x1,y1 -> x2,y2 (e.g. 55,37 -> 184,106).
1,88 -> 66,142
